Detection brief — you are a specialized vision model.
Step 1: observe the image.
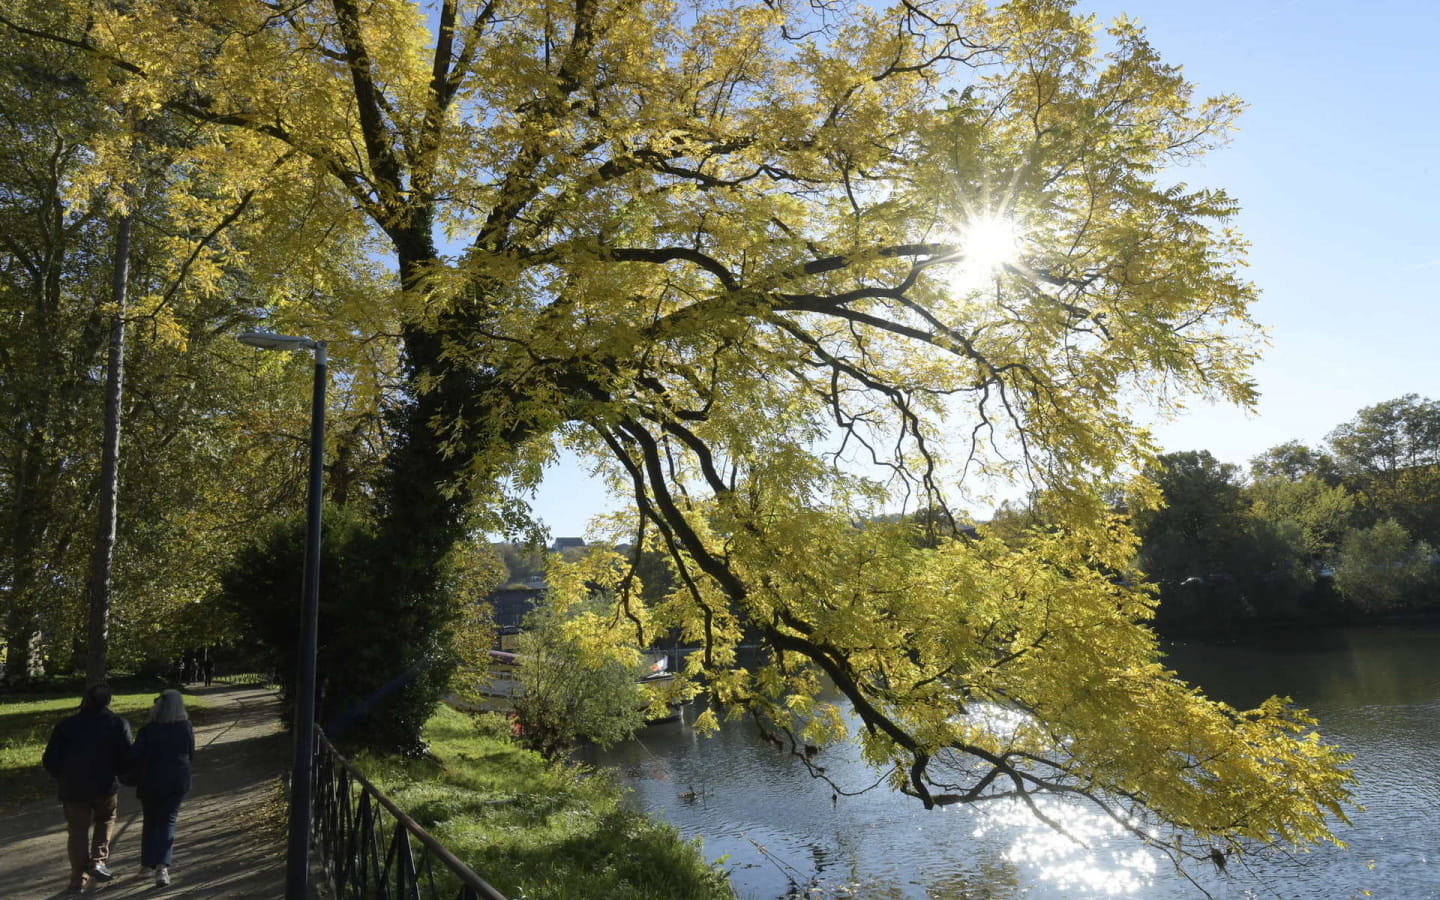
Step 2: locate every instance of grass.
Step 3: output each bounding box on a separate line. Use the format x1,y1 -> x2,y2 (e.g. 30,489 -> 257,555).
351,704 -> 736,900
0,677 -> 212,813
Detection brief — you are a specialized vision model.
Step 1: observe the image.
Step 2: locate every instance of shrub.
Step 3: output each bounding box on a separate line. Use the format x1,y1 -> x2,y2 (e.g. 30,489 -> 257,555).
218,505 -> 498,753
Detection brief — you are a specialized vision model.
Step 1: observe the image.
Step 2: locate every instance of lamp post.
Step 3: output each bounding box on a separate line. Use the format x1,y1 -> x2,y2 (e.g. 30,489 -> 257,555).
236,330 -> 326,900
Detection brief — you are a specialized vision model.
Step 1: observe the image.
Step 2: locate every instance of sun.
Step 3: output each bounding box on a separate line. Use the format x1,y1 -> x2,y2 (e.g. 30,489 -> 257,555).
949,213 -> 1021,295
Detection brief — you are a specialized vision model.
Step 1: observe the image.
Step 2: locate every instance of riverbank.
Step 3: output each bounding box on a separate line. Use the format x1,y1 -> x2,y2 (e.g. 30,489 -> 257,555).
350,703 -> 735,900
1154,602 -> 1440,641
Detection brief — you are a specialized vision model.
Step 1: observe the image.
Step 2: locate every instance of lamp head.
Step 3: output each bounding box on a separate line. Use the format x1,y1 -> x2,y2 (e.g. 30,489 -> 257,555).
236,330 -> 317,351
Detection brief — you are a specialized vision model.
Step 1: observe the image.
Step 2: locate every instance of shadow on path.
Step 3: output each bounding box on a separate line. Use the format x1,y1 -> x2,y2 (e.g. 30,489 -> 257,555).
0,684 -> 290,899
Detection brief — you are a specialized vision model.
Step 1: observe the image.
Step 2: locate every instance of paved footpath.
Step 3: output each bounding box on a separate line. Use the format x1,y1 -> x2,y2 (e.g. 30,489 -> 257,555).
0,683 -> 290,899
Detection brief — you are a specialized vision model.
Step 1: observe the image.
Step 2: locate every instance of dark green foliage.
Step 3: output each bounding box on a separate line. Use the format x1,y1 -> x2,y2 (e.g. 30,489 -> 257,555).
1328,396 -> 1440,542
1133,451 -> 1310,633
1249,440 -> 1342,486
219,337 -> 523,754
1135,397 -> 1440,632
495,541 -> 547,585
1328,394 -> 1440,477
338,322 -> 539,752
1345,464 -> 1440,547
631,545 -> 679,605
1133,452 -> 1248,620
218,504 -> 470,754
0,24 -> 117,680
1334,520 -> 1437,613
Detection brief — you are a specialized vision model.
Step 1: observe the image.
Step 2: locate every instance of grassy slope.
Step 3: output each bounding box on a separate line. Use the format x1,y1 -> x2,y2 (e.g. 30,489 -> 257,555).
352,704 -> 736,900
0,679 -> 210,812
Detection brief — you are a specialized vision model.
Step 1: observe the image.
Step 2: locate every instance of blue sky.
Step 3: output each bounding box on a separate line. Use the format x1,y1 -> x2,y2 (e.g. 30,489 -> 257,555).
1115,0 -> 1439,458
529,0 -> 1440,538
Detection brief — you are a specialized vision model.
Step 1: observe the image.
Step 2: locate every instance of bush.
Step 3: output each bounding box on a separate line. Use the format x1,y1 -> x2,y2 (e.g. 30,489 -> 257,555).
218,505 -> 497,753
1335,519 -> 1435,613
512,599 -> 648,759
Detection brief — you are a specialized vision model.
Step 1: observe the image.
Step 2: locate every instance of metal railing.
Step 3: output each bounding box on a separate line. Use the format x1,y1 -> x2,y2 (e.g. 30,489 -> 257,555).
312,729 -> 509,900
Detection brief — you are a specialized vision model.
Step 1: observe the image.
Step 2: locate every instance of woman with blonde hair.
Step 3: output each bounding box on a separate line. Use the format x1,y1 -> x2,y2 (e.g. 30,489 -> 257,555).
128,689 -> 194,887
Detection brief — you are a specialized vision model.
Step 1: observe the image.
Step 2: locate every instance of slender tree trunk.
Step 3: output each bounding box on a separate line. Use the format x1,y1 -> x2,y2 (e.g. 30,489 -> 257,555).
3,474 -> 35,681
84,211 -> 131,686
3,605 -> 42,682
3,440 -> 51,682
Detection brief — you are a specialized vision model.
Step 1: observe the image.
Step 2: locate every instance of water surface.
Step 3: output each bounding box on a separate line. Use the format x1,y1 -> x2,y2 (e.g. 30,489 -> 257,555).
591,626 -> 1440,899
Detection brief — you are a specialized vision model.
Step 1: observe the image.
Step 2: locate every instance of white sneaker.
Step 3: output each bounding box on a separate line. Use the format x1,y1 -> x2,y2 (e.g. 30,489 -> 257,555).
136,865 -> 154,878
155,866 -> 170,886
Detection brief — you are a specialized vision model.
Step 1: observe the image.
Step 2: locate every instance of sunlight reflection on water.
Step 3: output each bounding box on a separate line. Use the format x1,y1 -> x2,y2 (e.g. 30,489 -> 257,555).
591,627 -> 1440,899
948,702 -> 1158,894
973,797 -> 1156,895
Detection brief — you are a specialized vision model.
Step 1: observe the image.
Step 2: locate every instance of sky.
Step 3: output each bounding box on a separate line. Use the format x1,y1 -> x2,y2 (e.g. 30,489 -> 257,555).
528,0 -> 1440,539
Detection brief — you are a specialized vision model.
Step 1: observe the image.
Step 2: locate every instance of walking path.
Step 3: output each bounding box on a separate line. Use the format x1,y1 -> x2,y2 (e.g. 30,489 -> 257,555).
0,683 -> 290,899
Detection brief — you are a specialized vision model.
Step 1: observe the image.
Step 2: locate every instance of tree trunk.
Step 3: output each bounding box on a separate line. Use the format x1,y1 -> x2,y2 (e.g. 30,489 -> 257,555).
84,211 -> 131,687
3,439 -> 52,683
322,232 -> 537,751
3,606 -> 43,682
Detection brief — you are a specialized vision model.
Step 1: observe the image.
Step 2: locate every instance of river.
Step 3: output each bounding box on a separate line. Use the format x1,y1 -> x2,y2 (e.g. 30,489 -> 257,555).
588,626 -> 1440,898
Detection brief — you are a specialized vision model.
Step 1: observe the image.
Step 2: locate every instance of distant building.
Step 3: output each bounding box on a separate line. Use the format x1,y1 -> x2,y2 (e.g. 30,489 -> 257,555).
488,585 -> 545,629
486,539 -> 584,635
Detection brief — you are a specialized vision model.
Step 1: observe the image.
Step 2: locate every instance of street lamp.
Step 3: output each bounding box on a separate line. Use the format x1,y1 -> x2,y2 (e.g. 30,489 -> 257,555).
236,330 -> 326,900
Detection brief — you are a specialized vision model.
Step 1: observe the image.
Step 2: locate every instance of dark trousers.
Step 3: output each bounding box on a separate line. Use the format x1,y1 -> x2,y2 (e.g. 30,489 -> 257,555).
140,793 -> 184,868
61,793 -> 118,877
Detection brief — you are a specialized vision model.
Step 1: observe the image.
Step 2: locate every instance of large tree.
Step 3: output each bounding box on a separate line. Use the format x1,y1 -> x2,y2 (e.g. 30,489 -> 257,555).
1327,394 -> 1440,541
6,0 -> 1356,870
1249,439 -> 1341,486
1328,394 -> 1440,477
1248,473 -> 1354,567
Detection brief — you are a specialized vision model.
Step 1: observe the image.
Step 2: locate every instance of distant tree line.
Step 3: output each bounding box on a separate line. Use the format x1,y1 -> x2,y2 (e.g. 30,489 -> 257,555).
493,391 -> 1440,643
1131,394 -> 1440,634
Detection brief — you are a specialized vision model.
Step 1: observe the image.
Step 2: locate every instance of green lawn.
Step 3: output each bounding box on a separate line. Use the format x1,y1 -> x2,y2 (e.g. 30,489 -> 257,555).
0,679 -> 210,812
351,704 -> 735,900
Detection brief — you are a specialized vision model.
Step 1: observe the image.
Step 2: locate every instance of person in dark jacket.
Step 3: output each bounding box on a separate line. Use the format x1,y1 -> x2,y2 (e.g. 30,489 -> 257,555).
128,689 -> 195,887
42,682 -> 133,894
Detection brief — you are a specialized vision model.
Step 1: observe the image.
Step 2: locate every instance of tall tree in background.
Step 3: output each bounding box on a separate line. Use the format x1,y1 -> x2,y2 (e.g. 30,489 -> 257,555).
1134,450 -> 1301,625
1249,439 -> 1341,486
1327,394 -> 1440,541
0,23 -> 116,679
1328,394 -> 1440,476
1133,451 -> 1247,577
0,1 -> 387,678
4,0 -> 1359,869
83,195 -> 132,686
